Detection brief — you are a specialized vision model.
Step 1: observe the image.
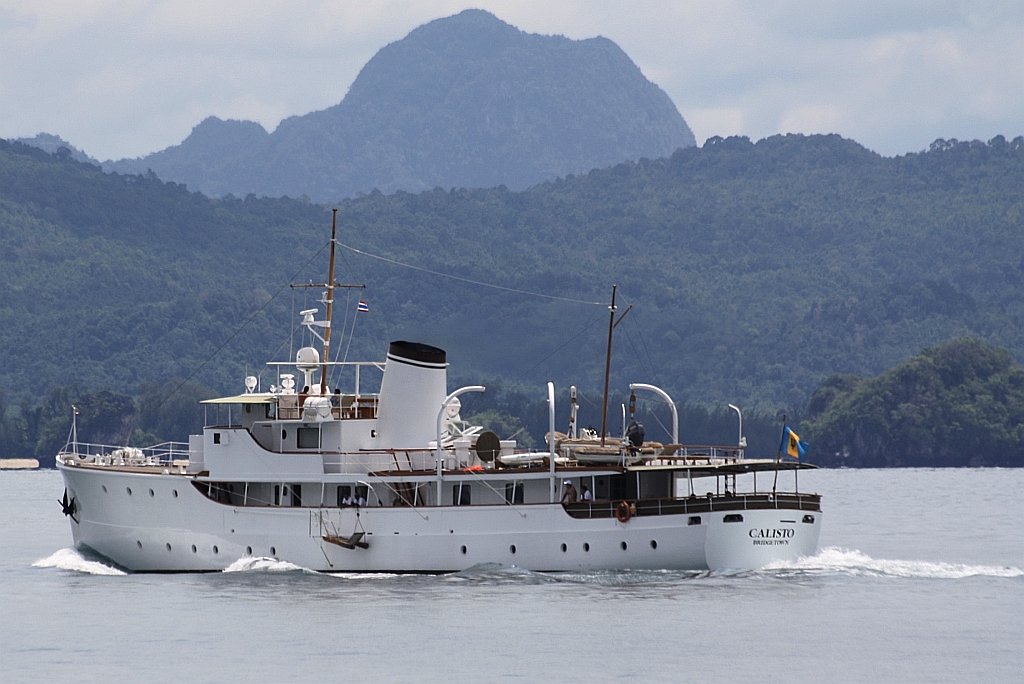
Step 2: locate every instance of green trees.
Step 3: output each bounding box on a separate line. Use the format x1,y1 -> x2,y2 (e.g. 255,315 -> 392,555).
804,338 -> 1024,466
3,133 -> 1024,466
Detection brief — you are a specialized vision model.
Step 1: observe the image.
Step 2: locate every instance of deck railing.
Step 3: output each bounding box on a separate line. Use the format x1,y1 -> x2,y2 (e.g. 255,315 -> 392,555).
59,441 -> 191,467
564,492 -> 821,520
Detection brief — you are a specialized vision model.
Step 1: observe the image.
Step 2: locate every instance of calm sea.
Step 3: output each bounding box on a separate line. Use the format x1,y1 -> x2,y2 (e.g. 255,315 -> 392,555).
2,468 -> 1021,683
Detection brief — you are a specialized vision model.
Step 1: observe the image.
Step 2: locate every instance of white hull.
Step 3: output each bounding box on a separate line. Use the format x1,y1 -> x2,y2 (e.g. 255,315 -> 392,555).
59,463 -> 821,572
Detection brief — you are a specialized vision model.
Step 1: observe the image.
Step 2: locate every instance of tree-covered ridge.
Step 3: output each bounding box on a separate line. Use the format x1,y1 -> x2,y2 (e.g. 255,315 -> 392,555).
804,337 -> 1024,466
2,133 -> 1024,465
103,9 -> 694,201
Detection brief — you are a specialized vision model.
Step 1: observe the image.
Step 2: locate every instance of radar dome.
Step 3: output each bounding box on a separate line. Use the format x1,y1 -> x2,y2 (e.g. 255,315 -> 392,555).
296,347 -> 320,369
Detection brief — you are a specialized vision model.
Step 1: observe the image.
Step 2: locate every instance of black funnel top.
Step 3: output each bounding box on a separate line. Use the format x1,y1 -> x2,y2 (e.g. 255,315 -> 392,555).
388,340 -> 446,365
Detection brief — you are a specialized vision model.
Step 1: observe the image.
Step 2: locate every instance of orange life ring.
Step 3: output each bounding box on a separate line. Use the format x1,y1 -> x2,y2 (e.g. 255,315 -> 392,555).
615,500 -> 632,523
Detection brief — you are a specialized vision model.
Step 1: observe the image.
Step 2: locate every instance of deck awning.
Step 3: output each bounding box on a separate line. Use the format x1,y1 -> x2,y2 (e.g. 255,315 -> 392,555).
200,394 -> 277,405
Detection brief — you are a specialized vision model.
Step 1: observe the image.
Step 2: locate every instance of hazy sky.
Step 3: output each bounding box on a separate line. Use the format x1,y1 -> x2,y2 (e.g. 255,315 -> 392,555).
2,1 -> 1021,161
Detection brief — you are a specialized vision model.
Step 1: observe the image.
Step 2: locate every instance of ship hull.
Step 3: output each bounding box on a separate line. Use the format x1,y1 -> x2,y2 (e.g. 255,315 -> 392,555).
59,463 -> 820,573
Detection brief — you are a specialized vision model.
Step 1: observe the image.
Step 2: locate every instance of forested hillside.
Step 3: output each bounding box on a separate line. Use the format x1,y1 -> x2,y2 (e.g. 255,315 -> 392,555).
103,9 -> 694,201
805,337 -> 1024,466
1,133 -> 1022,463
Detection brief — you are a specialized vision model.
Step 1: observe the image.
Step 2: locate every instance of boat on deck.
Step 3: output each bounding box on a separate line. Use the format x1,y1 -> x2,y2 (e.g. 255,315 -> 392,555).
56,214 -> 821,573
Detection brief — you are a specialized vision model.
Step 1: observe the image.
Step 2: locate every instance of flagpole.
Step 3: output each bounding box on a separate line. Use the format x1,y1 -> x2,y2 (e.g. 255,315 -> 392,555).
773,414 -> 786,496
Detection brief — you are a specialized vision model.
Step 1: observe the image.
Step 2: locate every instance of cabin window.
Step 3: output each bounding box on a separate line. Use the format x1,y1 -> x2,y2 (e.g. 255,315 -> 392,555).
688,516 -> 701,526
297,427 -> 320,449
213,433 -> 221,444
274,485 -> 281,506
453,483 -> 471,506
392,482 -> 418,507
291,484 -> 302,507
504,482 -> 524,504
723,514 -> 744,523
803,515 -> 815,524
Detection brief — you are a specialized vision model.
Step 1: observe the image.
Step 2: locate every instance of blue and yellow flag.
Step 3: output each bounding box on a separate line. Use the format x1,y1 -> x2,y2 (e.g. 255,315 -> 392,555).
779,425 -> 808,460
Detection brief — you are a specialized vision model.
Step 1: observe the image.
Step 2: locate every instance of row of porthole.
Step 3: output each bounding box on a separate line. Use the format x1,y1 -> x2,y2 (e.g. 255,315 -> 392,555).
136,541 -> 278,556
102,484 -> 180,499
459,540 -> 660,555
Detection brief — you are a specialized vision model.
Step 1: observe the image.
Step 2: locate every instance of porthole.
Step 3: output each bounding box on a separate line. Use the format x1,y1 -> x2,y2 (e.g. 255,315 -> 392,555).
136,540 -> 143,549
212,545 -> 219,554
803,515 -> 815,524
620,541 -> 628,551
583,543 -> 590,552
650,540 -> 658,550
126,487 -> 132,496
166,543 -> 172,552
191,544 -> 197,553
101,485 -> 107,493
149,489 -> 155,497
270,546 -> 277,556
723,514 -> 744,523
173,489 -> 178,498
688,516 -> 702,526
509,545 -> 517,554
560,543 -> 567,553
246,546 -> 253,555
460,545 -> 467,555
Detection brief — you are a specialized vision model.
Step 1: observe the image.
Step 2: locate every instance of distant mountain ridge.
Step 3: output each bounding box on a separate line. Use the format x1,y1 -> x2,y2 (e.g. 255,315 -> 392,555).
103,9 -> 695,200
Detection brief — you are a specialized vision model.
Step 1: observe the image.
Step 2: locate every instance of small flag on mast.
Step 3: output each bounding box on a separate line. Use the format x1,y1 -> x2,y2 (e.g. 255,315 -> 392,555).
356,300 -> 369,313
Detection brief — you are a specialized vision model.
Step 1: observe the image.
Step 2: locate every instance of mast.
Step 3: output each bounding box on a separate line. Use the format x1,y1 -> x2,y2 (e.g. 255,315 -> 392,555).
599,284 -> 617,446
319,208 -> 338,395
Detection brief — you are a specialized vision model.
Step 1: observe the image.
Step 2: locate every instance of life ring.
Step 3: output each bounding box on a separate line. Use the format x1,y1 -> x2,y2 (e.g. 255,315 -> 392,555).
615,500 -> 632,523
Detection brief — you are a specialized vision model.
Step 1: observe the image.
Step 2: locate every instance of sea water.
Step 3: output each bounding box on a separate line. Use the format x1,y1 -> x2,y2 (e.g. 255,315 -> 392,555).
2,468 -> 1021,683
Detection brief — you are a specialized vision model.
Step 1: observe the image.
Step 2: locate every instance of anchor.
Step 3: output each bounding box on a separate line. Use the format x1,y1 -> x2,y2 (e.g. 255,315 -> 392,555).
59,488 -> 79,524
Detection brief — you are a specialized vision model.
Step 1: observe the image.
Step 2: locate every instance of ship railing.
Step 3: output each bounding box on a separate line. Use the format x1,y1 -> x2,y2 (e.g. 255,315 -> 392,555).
634,443 -> 745,466
60,440 -> 192,467
563,492 -> 821,519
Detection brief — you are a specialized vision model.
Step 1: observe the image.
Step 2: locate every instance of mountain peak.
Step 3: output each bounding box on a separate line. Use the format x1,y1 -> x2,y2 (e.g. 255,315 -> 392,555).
107,11 -> 695,200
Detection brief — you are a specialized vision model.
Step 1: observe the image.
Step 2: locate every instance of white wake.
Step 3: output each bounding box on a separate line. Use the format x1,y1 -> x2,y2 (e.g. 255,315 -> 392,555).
33,548 -> 126,576
765,546 -> 1023,579
222,556 -> 310,573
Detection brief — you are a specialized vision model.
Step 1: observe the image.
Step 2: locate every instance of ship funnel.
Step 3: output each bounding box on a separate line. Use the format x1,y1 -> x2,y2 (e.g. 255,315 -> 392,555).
375,341 -> 448,448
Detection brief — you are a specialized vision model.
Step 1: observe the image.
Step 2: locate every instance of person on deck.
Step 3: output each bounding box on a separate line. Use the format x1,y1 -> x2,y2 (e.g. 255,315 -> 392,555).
561,480 -> 578,504
581,484 -> 593,502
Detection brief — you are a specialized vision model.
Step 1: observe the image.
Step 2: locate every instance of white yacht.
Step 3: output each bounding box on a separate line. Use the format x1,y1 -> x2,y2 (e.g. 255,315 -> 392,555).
56,214 -> 821,573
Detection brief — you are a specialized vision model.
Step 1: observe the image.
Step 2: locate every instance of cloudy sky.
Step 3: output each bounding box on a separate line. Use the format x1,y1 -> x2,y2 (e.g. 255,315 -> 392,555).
2,1 -> 1021,161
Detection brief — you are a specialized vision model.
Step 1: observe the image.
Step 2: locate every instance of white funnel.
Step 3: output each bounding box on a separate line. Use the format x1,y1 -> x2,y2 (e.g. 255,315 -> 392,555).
375,341 -> 448,448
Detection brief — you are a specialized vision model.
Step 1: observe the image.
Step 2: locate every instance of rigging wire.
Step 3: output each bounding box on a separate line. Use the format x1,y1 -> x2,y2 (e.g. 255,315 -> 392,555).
522,311 -> 605,375
152,239 -> 333,411
338,241 -> 606,306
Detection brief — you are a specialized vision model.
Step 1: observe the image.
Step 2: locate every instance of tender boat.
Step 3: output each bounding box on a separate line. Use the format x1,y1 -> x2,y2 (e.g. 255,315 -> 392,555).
56,213 -> 821,572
